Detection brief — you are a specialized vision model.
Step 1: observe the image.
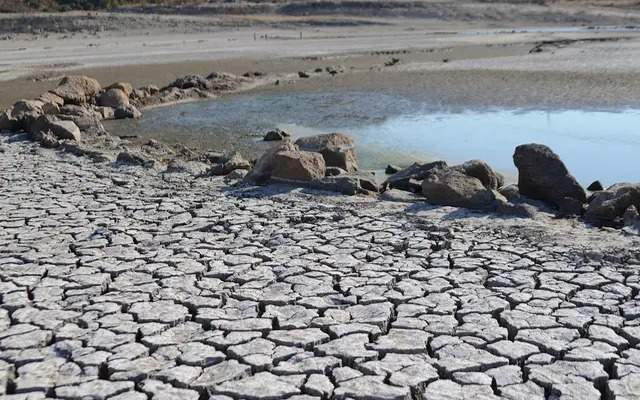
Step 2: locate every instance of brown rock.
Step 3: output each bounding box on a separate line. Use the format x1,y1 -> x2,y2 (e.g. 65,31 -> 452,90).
244,140 -> 298,183
99,89 -> 129,108
422,168 -> 498,210
295,133 -> 358,172
272,150 -> 326,182
107,82 -> 134,96
51,75 -> 102,104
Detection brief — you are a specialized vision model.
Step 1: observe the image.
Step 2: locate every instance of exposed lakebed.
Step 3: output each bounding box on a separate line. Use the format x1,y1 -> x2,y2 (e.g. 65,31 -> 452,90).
106,90 -> 640,187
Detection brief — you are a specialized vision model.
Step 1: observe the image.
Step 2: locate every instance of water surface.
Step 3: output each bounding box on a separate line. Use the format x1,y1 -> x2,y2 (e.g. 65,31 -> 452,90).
109,90 -> 640,187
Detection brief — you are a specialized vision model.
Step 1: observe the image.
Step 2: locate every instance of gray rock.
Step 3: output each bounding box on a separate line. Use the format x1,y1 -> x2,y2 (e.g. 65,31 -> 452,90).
422,168 -> 499,210
51,75 -> 102,104
453,159 -> 504,189
585,183 -> 640,225
30,116 -> 81,142
384,161 -> 447,192
114,104 -> 142,119
264,129 -> 290,141
513,143 -> 586,209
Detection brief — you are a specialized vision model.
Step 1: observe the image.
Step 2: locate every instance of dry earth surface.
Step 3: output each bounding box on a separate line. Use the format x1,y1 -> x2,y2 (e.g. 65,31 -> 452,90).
3,1 -> 640,400
2,131 -> 640,400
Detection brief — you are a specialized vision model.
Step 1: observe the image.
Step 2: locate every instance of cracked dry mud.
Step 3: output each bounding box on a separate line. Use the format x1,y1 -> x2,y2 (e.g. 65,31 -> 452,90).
1,136 -> 640,400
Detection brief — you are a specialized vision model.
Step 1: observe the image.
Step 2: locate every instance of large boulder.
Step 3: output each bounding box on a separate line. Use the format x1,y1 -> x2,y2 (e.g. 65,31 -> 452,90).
384,161 -> 448,192
422,168 -> 499,210
513,144 -> 586,210
244,140 -> 298,183
271,150 -> 326,182
51,76 -> 102,105
453,159 -> 504,190
98,88 -> 129,108
295,133 -> 358,172
30,115 -> 81,142
585,183 -> 640,225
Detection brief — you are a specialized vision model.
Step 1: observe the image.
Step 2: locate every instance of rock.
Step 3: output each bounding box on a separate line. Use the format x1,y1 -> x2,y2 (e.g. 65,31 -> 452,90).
12,100 -> 44,119
385,164 -> 401,175
272,150 -> 326,182
168,75 -> 211,90
453,159 -> 504,189
353,171 -> 379,192
495,197 -> 537,218
298,71 -> 310,78
99,89 -> 129,108
0,110 -> 18,132
624,205 -> 640,227
33,130 -> 59,148
422,168 -> 499,210
52,75 -> 102,104
264,129 -> 290,141
587,180 -> 604,191
310,176 -> 360,195
499,184 -> 521,202
384,161 -> 447,192
244,141 -> 298,184
584,183 -> 640,225
107,82 -> 134,96
326,167 -> 347,176
222,152 -> 252,174
557,196 -> 584,216
114,104 -> 142,120
380,189 -> 423,202
513,144 -> 586,209
30,116 -> 81,142
37,92 -> 65,108
116,151 -> 153,167
165,159 -> 210,176
295,133 -> 358,173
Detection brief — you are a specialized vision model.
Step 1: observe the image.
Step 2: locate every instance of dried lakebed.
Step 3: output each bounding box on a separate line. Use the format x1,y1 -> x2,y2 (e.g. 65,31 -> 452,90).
1,136 -> 640,400
108,90 -> 640,187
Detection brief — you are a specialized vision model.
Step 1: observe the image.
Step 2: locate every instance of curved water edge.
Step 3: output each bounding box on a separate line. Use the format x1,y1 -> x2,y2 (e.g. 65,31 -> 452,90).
105,89 -> 640,187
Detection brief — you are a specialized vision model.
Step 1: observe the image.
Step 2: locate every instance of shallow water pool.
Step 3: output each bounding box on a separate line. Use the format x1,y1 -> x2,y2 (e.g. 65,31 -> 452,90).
113,90 -> 640,187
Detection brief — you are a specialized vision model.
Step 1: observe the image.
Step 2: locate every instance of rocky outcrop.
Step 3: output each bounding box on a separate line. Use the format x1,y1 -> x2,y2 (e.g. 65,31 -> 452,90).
51,75 -> 102,104
422,168 -> 499,210
513,144 -> 586,213
295,133 -> 358,173
98,88 -> 129,108
384,161 -> 448,192
271,150 -> 326,182
585,183 -> 640,226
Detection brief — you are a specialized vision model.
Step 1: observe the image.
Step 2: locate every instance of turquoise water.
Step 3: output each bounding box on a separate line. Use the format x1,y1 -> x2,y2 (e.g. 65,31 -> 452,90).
119,91 -> 640,187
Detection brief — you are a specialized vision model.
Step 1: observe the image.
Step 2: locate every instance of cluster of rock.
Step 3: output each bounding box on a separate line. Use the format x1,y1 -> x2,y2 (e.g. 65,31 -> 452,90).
254,133 -> 640,230
0,73 -> 247,150
247,132 -> 378,195
0,76 -> 143,147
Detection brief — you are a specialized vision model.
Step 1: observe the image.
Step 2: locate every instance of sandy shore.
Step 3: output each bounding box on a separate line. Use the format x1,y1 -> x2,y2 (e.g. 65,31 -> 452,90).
3,5 -> 640,110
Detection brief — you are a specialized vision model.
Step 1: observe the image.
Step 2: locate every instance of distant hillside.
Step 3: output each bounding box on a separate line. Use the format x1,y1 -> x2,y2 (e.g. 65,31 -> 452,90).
0,0 -> 198,12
